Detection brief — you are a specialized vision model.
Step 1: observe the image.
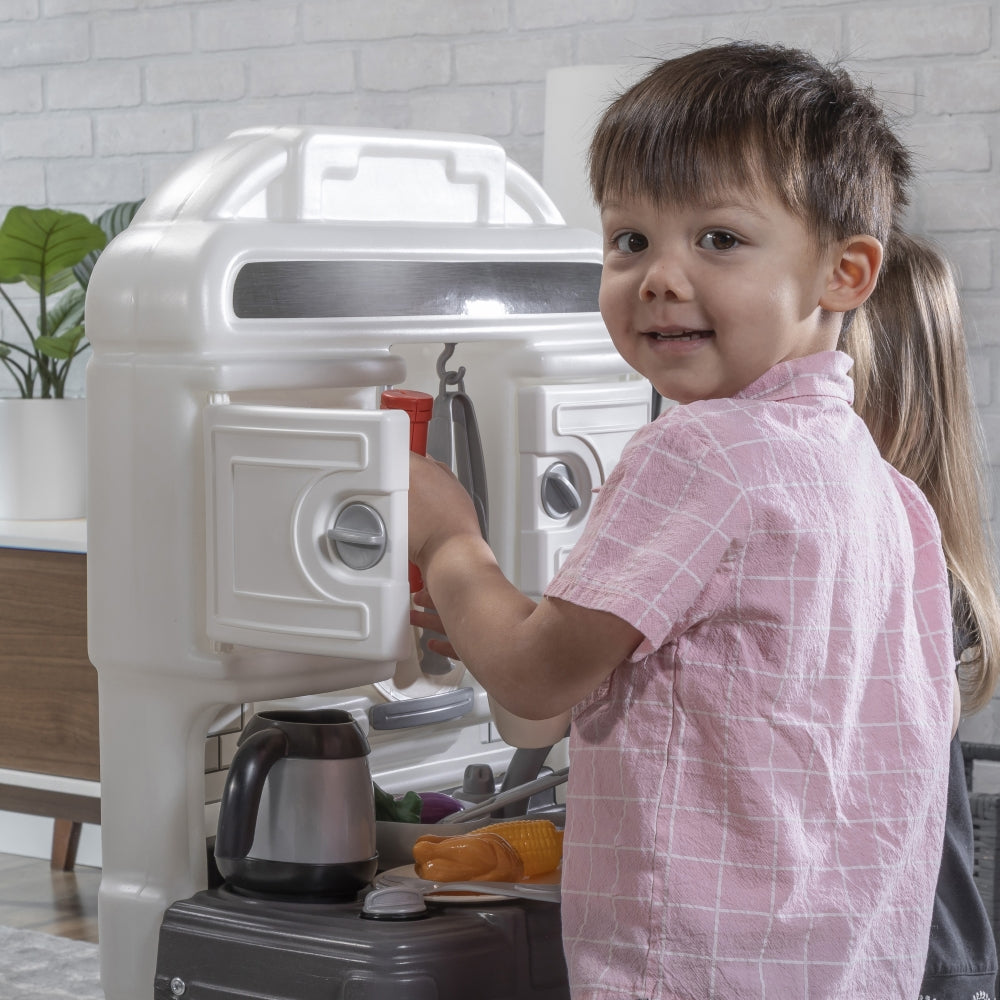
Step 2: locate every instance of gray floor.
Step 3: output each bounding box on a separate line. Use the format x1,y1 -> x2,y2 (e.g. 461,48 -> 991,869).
0,923 -> 101,1000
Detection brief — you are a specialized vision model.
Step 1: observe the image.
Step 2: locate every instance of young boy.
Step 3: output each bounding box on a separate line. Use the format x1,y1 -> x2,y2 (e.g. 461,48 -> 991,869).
408,43 -> 955,998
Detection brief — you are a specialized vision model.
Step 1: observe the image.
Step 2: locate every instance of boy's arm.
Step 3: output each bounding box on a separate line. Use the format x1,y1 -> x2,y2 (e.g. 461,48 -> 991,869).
409,454 -> 642,720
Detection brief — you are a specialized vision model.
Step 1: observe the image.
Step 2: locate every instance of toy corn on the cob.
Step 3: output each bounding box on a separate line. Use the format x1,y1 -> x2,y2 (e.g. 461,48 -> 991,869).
473,819 -> 563,877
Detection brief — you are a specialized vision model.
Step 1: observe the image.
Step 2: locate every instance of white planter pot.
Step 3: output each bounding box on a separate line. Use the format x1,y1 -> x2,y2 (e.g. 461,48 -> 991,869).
0,397 -> 87,520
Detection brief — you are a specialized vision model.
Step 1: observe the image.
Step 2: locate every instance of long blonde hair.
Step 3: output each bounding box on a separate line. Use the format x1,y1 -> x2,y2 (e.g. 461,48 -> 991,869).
845,230 -> 1000,713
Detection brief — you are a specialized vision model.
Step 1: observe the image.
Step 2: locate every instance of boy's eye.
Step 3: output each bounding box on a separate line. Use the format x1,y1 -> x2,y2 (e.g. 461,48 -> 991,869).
698,230 -> 740,251
612,231 -> 648,254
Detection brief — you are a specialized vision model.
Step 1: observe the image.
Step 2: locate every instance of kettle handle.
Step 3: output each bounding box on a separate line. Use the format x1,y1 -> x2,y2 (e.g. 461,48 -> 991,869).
215,726 -> 289,860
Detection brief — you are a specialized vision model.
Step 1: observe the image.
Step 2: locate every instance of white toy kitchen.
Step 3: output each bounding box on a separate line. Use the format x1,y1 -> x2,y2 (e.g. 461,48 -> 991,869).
85,125 -> 650,1000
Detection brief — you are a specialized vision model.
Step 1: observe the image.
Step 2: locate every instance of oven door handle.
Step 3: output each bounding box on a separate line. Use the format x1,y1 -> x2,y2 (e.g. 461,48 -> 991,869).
368,686 -> 475,731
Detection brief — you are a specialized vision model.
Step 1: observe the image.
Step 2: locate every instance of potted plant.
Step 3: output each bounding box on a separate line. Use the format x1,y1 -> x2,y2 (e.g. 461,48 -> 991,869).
0,201 -> 142,520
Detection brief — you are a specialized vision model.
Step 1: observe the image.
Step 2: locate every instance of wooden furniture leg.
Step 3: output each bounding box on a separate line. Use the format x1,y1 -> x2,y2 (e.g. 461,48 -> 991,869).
51,818 -> 82,871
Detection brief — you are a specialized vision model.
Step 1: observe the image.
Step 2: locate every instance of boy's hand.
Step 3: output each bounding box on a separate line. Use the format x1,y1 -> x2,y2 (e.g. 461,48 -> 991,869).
407,452 -> 483,570
409,588 -> 460,660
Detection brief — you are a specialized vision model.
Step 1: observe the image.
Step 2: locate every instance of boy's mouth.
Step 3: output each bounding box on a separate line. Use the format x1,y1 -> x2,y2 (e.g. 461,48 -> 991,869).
646,329 -> 714,342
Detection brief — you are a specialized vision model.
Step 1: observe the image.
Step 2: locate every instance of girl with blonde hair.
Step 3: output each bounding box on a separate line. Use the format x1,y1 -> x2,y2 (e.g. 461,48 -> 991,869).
846,231 -> 1000,999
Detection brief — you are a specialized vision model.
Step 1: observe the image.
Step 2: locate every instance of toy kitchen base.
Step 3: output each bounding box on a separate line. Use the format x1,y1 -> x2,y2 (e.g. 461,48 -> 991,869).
86,125 -> 651,1000
154,887 -> 568,1000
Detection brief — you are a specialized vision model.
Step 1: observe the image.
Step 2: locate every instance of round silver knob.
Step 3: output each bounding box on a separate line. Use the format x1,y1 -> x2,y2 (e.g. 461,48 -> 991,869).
541,462 -> 582,519
327,503 -> 387,570
361,885 -> 428,920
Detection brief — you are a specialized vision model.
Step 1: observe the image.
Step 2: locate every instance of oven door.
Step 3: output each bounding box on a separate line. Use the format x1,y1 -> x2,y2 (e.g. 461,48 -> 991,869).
517,378 -> 651,596
203,401 -> 411,664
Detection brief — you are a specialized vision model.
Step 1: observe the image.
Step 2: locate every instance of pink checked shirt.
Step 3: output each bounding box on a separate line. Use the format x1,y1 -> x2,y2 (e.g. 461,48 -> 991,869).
546,352 -> 954,1000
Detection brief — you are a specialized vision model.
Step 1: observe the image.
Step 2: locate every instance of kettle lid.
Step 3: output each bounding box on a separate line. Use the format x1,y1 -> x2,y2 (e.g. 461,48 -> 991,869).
239,708 -> 370,759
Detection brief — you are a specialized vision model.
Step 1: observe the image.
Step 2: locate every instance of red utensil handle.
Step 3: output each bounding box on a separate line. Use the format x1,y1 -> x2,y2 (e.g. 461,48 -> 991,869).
380,389 -> 434,593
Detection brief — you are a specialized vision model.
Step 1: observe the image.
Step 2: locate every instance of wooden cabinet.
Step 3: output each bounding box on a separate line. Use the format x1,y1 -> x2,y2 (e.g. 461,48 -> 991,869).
0,543 -> 100,864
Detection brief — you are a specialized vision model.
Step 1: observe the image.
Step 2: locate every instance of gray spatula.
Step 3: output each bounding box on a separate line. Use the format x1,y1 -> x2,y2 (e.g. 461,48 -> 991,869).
417,345 -> 491,675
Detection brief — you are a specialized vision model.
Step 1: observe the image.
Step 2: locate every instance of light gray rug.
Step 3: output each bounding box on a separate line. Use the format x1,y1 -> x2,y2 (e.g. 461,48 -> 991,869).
0,925 -> 102,999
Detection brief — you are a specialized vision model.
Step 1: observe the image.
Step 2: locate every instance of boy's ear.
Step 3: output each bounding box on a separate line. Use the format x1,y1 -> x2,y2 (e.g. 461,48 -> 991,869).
819,235 -> 883,312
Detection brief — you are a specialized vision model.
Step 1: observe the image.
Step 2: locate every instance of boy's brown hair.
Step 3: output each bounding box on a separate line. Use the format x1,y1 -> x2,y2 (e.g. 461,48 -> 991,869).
588,41 -> 910,247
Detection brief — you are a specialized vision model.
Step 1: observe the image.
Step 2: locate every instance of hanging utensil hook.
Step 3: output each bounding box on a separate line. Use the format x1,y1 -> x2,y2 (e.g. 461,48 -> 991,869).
436,342 -> 466,392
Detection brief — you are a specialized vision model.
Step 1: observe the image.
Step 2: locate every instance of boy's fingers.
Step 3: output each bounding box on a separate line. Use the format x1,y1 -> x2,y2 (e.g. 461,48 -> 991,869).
425,636 -> 460,660
412,587 -> 437,610
410,607 -> 443,632
409,607 -> 460,661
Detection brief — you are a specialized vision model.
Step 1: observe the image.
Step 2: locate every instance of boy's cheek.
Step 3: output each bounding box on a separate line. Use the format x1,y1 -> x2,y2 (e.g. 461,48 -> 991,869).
599,278 -> 631,327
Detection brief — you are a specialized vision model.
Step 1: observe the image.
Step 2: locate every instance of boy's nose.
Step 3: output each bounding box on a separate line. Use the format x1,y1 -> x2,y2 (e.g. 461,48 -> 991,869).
639,257 -> 691,302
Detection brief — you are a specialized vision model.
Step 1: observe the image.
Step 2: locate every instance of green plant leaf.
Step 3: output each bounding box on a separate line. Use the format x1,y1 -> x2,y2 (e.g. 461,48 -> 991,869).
43,285 -> 86,337
36,325 -> 85,360
74,199 -> 143,289
22,265 -> 79,297
0,207 -> 107,285
0,200 -> 141,396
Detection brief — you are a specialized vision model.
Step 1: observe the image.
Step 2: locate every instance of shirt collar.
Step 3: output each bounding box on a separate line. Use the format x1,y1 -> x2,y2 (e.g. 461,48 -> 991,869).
734,350 -> 855,406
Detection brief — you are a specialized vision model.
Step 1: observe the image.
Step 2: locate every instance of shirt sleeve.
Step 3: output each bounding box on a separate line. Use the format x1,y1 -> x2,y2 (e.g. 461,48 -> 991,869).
544,415 -> 747,659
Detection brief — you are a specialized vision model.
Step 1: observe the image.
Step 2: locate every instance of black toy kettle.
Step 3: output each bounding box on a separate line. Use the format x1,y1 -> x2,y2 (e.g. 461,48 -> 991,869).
214,708 -> 378,900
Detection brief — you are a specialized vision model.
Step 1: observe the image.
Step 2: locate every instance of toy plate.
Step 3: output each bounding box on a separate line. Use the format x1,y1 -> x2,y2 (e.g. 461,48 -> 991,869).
375,864 -> 560,904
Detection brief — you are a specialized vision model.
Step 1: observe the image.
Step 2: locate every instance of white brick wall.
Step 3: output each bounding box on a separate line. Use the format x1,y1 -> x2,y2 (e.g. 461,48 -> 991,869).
3,0 -> 1000,750
23,0 -> 1000,222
